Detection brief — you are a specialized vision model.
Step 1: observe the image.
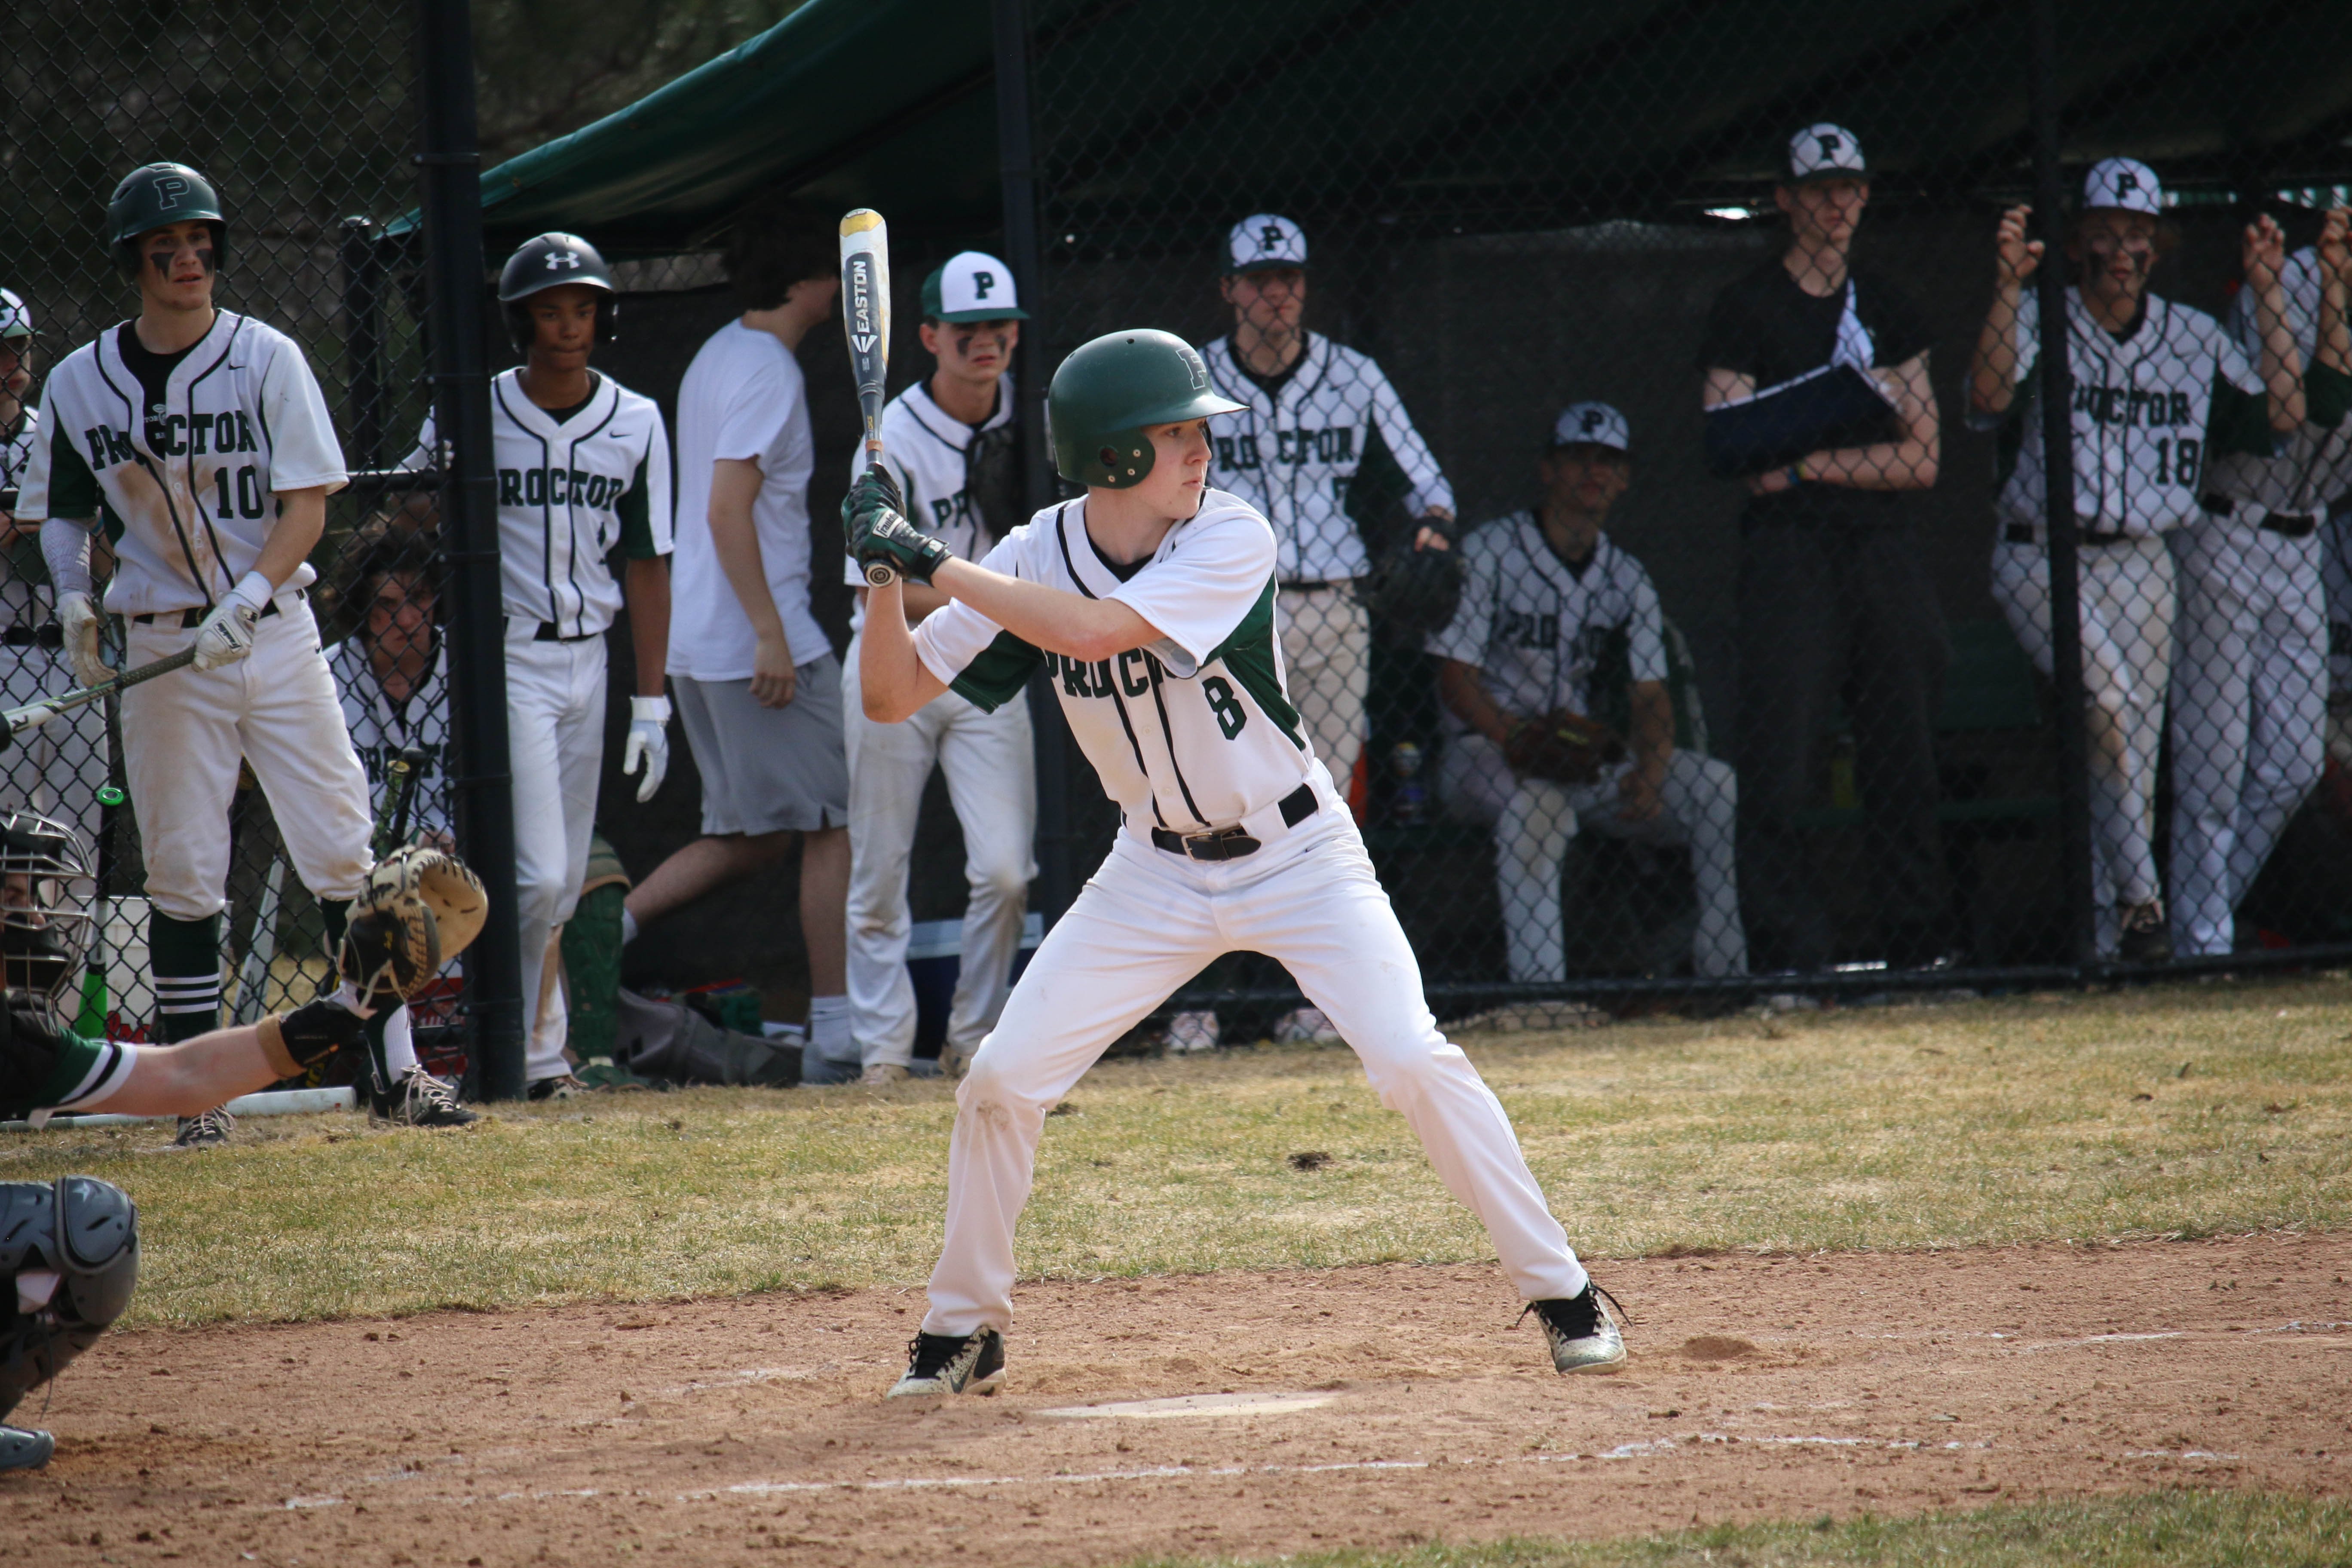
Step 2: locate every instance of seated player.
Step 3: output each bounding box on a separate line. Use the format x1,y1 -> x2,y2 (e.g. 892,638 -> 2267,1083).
325,516 -> 472,1125
850,329 -> 1625,1399
1432,405 -> 1746,982
0,812 -> 482,1469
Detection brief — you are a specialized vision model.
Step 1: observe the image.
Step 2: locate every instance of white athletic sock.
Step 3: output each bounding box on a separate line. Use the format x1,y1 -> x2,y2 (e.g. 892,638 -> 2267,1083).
380,1004 -> 420,1081
620,907 -> 640,946
808,994 -> 853,1064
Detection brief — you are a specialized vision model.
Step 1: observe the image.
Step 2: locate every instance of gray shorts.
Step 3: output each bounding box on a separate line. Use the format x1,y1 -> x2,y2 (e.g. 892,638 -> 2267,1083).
674,658 -> 850,836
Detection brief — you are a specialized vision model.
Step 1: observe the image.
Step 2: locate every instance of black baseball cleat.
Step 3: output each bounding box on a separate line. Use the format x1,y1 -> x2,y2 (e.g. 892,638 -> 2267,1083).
2118,899 -> 2171,963
371,1066 -> 478,1127
887,1329 -> 1005,1398
0,1423 -> 55,1471
1520,1282 -> 1626,1375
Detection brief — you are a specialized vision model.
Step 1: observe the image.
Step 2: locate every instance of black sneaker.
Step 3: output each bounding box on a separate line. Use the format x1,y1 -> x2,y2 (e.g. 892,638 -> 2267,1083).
886,1329 -> 1005,1398
372,1066 -> 478,1127
0,1423 -> 54,1471
2118,899 -> 2171,963
1519,1283 -> 1626,1375
172,1107 -> 235,1148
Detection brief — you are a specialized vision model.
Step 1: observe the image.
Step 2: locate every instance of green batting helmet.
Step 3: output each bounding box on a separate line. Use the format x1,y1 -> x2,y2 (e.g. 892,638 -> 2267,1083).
107,162 -> 227,279
1048,329 -> 1246,489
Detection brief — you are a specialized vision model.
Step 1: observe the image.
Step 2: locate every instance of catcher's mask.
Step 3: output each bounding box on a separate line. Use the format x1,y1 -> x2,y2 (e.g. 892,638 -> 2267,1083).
0,812 -> 95,1009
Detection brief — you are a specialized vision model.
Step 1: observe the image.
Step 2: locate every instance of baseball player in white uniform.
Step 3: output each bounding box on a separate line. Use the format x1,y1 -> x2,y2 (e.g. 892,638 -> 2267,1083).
848,328 -> 1623,1398
324,516 -> 472,1124
840,253 -> 1035,1082
407,233 -> 674,1098
1969,158 -> 2304,959
18,162 -> 387,1145
1432,404 -> 1746,982
2168,212 -> 2352,955
0,290 -> 107,857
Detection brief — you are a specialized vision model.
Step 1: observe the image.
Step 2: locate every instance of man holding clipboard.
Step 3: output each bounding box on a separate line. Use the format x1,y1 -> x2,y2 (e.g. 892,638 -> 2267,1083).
1697,123 -> 1947,974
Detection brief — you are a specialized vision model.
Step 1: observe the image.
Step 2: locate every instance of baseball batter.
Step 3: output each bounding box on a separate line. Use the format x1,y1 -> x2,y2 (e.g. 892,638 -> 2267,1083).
1969,158 -> 2304,959
2168,212 -> 2352,954
848,329 -> 1621,1397
407,233 -> 673,1098
0,290 -> 108,858
17,162 -> 386,1145
1431,404 -> 1746,983
840,253 -> 1035,1081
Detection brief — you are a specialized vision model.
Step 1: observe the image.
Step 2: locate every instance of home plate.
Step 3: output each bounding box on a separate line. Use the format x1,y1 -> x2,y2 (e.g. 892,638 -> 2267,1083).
1035,1391 -> 1337,1420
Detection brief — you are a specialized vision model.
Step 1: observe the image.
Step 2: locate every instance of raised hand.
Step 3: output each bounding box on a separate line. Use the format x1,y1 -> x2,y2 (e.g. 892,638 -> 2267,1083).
1995,204 -> 2043,285
2242,212 -> 2288,293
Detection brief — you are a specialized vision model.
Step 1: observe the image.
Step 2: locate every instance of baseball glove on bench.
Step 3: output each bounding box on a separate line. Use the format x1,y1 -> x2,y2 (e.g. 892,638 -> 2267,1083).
1504,710 -> 1627,786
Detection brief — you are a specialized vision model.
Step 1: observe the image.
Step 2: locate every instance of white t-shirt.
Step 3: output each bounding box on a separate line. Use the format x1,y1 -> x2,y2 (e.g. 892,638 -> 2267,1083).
667,321 -> 830,679
408,370 -> 671,640
843,376 -> 1012,634
328,636 -> 453,839
1428,514 -> 1666,726
913,489 -> 1312,834
16,311 -> 347,615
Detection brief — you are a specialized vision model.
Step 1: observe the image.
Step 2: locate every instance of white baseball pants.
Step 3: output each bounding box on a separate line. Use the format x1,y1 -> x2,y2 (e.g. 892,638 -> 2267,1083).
1279,586 -> 1369,800
1439,733 -> 1747,981
120,598 -> 372,919
920,764 -> 1588,1337
1991,537 -> 2174,945
841,640 -> 1037,1070
2167,518 -> 2326,956
506,632 -> 607,1083
0,642 -> 107,856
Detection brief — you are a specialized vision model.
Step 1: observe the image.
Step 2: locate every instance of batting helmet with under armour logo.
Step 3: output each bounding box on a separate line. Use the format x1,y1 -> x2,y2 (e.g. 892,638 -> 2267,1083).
498,232 -> 619,348
107,162 -> 229,279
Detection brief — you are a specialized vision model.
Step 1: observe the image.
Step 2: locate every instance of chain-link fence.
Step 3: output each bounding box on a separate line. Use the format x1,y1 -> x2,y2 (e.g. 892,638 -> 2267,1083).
1001,0 -> 2352,1030
2,2 -> 467,1094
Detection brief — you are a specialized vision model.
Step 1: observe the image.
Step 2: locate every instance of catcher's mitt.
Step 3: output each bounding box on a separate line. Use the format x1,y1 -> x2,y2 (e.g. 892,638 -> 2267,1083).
1505,710 -> 1627,786
340,846 -> 490,1010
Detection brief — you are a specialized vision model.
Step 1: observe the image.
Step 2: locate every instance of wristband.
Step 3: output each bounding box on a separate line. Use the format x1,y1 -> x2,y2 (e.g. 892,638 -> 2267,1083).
229,569 -> 276,612
1784,463 -> 1806,488
630,695 -> 673,725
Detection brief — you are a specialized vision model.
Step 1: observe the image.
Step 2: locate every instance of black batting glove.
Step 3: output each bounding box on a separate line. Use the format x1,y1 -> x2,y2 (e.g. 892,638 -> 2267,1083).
844,463 -> 950,585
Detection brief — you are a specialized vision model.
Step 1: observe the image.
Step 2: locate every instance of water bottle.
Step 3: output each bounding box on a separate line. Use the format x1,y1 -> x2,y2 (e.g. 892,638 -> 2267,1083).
1390,741 -> 1427,826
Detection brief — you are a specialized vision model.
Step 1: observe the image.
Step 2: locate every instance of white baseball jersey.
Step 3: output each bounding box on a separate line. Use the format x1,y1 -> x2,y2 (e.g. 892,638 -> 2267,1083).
1980,287 -> 2272,540
408,370 -> 672,638
1199,331 -> 1452,582
1,405 -> 48,627
15,312 -> 346,615
328,636 -> 452,839
1428,513 -> 1666,727
2209,246 -> 2352,516
913,489 -> 1311,833
842,376 -> 1012,632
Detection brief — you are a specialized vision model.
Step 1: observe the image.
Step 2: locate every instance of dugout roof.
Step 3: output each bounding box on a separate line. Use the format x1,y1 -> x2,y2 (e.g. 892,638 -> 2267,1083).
417,0 -> 2352,255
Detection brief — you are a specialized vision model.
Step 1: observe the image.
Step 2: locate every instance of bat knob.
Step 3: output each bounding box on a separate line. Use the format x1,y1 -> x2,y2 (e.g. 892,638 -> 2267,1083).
864,562 -> 899,588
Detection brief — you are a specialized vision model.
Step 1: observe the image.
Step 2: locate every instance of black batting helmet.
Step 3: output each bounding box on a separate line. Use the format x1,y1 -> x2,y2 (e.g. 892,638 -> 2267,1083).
107,162 -> 227,280
498,233 -> 617,350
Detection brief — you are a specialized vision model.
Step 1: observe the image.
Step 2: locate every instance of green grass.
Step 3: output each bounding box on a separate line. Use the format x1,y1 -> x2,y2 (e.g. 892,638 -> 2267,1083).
1117,1491 -> 2352,1567
3,974 -> 2349,1325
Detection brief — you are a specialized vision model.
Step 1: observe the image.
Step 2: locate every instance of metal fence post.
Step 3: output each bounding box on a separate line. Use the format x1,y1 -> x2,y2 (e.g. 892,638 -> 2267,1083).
416,0 -> 526,1096
339,216 -> 387,472
994,0 -> 1076,927
2029,0 -> 2097,971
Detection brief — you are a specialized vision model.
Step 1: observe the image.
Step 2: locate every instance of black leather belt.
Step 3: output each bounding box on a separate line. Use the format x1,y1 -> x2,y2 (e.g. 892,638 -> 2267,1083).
132,595 -> 289,628
0,625 -> 62,648
508,618 -> 598,643
1280,579 -> 1344,592
1150,783 -> 1318,861
2003,524 -> 2129,547
2202,494 -> 2317,538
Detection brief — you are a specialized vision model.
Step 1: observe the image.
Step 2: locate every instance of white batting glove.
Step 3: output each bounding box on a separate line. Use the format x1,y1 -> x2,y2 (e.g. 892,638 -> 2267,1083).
624,695 -> 671,802
57,592 -> 110,689
192,572 -> 272,672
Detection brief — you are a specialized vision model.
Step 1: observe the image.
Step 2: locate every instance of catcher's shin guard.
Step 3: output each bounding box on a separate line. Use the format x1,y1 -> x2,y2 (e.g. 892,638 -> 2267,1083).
0,1177 -> 139,1419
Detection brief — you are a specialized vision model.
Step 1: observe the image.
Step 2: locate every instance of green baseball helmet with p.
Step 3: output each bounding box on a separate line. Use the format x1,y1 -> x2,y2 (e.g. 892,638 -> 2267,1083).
1048,329 -> 1246,489
107,162 -> 227,279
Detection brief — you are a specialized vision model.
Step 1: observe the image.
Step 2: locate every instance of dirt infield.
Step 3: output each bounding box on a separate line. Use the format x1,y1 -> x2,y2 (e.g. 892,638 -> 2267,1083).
7,1232 -> 2348,1567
